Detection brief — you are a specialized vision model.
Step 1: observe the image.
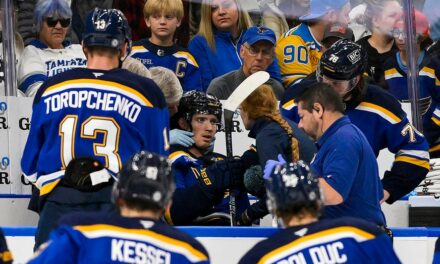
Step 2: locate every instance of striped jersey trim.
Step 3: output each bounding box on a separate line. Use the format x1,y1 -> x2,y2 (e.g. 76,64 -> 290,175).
355,102 -> 401,124
74,224 -> 208,262
282,99 -> 297,111
169,151 -> 197,164
42,79 -> 153,107
174,51 -> 199,67
384,68 -> 403,80
258,226 -> 375,264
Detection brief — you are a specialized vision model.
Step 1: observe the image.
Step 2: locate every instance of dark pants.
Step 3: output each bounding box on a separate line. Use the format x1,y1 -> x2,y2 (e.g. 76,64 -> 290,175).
34,185 -> 114,250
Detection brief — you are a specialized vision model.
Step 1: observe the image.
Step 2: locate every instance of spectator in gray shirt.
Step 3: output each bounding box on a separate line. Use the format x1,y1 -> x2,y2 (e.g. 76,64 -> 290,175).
207,26 -> 284,100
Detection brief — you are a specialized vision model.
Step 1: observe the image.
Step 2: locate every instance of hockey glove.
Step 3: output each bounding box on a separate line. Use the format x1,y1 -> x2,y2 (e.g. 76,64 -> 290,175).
197,158 -> 245,199
244,165 -> 265,198
170,129 -> 194,147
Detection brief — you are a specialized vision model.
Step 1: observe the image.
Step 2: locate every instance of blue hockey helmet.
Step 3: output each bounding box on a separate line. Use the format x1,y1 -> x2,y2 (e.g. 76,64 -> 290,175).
83,8 -> 132,53
114,151 -> 175,209
266,161 -> 322,214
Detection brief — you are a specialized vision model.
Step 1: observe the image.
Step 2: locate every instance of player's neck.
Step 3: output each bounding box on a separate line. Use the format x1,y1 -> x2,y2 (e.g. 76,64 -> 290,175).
87,56 -> 120,70
119,206 -> 161,219
286,216 -> 318,227
149,36 -> 174,47
310,22 -> 326,42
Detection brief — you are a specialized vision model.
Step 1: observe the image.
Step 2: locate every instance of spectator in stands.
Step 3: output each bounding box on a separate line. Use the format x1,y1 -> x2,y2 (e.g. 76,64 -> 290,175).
383,10 -> 440,158
17,0 -> 86,97
276,0 -> 351,88
188,0 -> 281,90
236,84 -> 316,225
165,91 -> 250,225
357,0 -> 402,89
207,26 -> 284,99
130,0 -> 203,92
259,0 -> 309,40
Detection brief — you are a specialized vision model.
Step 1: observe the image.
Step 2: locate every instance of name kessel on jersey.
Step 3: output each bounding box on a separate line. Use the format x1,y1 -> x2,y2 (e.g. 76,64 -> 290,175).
111,238 -> 171,264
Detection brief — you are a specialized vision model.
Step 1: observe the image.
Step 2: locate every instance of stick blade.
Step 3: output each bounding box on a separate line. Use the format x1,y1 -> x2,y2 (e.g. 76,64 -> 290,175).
223,71 -> 270,111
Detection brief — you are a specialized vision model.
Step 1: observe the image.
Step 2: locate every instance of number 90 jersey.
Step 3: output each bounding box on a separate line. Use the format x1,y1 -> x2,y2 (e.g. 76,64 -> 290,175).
276,23 -> 323,88
21,68 -> 170,198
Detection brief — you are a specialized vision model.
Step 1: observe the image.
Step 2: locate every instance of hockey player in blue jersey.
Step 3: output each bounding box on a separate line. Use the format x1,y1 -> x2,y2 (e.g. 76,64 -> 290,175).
280,39 -> 430,204
239,161 -> 401,264
165,91 -> 249,225
28,151 -> 210,264
21,8 -> 170,248
130,0 -> 202,92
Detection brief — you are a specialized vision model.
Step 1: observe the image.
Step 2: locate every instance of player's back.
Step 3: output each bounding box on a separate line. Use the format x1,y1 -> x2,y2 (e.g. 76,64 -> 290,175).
28,212 -> 209,264
239,217 -> 400,264
21,68 -> 170,197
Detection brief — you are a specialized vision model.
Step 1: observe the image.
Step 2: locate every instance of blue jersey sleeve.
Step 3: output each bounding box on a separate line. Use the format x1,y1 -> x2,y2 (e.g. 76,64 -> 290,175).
28,227 -> 79,264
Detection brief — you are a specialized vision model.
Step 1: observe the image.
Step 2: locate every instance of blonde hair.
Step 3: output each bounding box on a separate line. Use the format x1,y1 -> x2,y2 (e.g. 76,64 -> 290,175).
197,0 -> 253,51
364,0 -> 401,31
144,0 -> 184,21
241,84 -> 300,162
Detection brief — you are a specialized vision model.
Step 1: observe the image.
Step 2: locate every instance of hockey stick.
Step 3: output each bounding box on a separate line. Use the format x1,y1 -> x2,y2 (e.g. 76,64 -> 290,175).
223,71 -> 270,226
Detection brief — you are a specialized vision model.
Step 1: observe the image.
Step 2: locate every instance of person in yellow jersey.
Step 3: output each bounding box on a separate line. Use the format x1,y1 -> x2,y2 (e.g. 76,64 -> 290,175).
276,0 -> 351,88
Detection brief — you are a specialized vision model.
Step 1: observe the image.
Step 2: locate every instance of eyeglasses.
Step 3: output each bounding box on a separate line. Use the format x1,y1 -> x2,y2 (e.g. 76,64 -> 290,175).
45,17 -> 71,28
392,29 -> 407,39
242,44 -> 274,59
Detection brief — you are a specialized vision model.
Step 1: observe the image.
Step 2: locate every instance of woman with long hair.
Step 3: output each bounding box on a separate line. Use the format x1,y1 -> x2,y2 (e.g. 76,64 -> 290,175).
189,0 -> 280,90
237,84 -> 316,225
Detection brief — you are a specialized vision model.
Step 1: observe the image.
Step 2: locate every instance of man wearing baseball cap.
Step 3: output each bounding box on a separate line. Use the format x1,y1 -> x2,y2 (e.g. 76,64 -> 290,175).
207,26 -> 284,100
276,0 -> 351,88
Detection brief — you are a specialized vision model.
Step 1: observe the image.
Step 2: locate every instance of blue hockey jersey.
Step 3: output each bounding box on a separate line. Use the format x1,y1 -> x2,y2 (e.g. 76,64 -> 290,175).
165,145 -> 249,225
21,68 -> 170,203
281,81 -> 430,203
28,212 -> 209,264
239,217 -> 400,264
131,39 -> 202,92
384,51 -> 440,157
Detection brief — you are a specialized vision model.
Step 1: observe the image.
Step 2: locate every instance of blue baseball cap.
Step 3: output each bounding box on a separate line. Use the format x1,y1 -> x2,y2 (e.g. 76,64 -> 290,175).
300,0 -> 349,21
242,26 -> 276,46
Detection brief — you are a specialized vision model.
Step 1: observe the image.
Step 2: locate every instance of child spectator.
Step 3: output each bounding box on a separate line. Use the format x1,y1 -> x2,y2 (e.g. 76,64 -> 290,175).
130,0 -> 202,92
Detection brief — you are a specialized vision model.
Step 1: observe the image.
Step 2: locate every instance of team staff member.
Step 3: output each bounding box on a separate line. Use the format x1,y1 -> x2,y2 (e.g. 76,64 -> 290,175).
21,8 -> 170,248
281,40 -> 430,204
296,82 -> 385,225
276,0 -> 351,87
237,84 -> 316,225
166,91 -> 249,225
239,162 -> 400,264
29,151 -> 209,264
18,0 -> 86,97
130,0 -> 202,92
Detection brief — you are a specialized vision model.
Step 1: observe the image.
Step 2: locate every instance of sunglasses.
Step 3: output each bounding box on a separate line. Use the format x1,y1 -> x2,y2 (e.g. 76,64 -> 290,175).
45,17 -> 71,28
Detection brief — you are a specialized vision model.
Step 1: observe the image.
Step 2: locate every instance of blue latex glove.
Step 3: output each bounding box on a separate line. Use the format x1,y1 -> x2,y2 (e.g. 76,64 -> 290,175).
170,129 -> 194,147
263,154 -> 286,179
